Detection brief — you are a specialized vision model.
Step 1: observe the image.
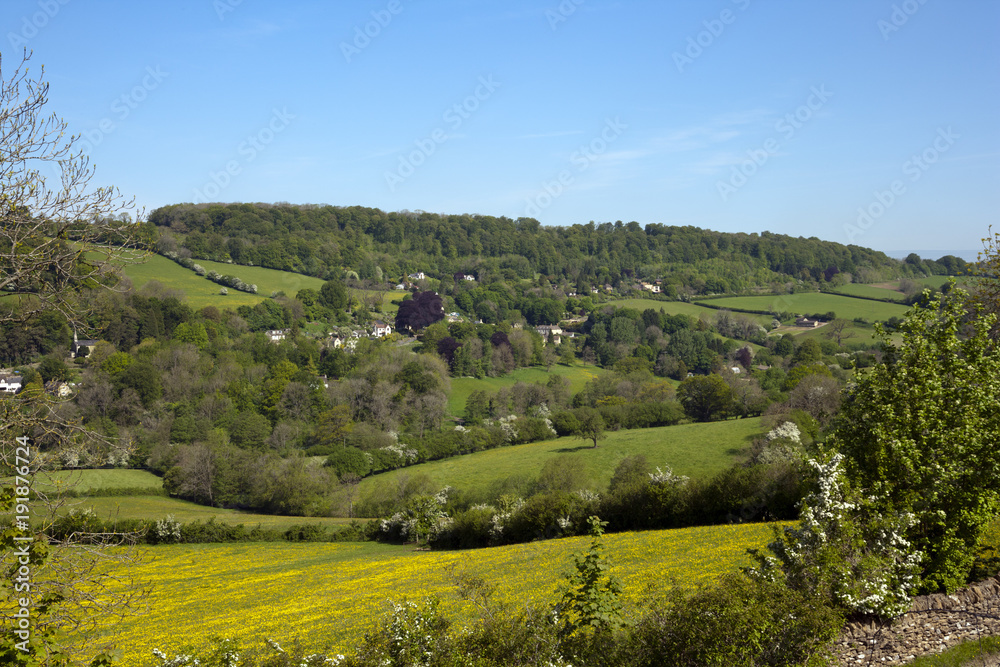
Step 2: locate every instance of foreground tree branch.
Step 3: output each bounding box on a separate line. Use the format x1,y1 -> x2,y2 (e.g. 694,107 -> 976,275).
1,48 -> 150,664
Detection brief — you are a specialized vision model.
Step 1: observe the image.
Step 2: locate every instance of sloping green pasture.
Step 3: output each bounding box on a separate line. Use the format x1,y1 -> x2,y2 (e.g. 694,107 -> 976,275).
122,254 -> 266,310
358,417 -> 763,501
11,468 -> 164,494
446,363 -> 607,418
607,297 -> 773,326
829,283 -> 907,302
702,293 -> 910,323
70,495 -> 352,527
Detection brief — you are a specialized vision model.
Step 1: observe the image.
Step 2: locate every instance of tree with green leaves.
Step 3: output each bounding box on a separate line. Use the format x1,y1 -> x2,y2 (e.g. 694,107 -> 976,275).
677,374 -> 732,422
573,407 -> 605,448
319,279 -> 349,310
833,287 -> 1000,593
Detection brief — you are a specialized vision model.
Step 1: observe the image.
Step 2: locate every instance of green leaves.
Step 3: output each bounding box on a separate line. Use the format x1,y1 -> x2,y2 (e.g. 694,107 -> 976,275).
557,516 -> 624,638
834,287 -> 1000,593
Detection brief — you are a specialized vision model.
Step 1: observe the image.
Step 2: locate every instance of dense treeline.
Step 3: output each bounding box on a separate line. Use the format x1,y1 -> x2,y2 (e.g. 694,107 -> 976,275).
147,202 -> 958,292
0,274 -> 867,520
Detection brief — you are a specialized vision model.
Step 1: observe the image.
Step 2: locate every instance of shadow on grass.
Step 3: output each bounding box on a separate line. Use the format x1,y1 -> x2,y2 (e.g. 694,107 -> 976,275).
554,445 -> 595,453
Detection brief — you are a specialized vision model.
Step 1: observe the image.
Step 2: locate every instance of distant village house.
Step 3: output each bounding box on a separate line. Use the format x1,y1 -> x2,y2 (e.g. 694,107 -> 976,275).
267,329 -> 290,342
0,375 -> 23,394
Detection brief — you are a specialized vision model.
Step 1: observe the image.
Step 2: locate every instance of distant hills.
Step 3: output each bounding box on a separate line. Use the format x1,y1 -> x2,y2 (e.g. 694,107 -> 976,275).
147,202 -> 964,295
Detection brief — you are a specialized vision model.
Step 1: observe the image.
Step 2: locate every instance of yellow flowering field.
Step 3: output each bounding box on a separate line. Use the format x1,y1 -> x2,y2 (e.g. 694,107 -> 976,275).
96,522 -> 786,665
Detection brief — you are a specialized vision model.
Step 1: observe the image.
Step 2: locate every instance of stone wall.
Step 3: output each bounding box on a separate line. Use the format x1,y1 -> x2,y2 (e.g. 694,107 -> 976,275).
834,577 -> 1000,665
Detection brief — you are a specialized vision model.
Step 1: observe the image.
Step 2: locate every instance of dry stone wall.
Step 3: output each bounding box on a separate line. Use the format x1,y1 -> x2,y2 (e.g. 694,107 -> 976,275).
834,577 -> 1000,665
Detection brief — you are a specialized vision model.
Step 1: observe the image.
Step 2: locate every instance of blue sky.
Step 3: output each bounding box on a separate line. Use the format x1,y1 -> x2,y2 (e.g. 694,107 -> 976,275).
4,0 -> 997,260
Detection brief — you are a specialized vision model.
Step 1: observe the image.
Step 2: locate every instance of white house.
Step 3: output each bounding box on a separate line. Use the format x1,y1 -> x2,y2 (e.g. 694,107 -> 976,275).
267,329 -> 290,342
795,317 -> 821,328
535,325 -> 563,345
407,271 -> 426,281
0,375 -> 23,394
372,320 -> 392,337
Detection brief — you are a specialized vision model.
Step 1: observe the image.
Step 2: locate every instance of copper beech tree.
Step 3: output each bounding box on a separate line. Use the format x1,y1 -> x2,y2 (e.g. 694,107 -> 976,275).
1,49 -> 149,663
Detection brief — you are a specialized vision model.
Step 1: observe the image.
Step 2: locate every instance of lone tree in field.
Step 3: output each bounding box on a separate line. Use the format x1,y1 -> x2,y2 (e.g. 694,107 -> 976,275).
0,49 -> 148,662
574,407 -> 606,448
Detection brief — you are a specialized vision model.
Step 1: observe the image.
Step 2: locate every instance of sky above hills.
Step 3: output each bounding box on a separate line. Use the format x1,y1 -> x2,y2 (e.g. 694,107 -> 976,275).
3,0 -> 997,260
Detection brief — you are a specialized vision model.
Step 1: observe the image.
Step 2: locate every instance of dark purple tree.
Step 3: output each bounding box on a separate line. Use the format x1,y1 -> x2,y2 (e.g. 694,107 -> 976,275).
436,336 -> 461,366
735,345 -> 753,369
394,291 -> 444,333
490,331 -> 510,348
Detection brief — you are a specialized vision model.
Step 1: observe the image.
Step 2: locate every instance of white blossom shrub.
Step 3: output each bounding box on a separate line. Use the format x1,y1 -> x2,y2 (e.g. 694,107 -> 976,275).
155,514 -> 182,543
573,489 -> 600,503
105,444 -> 132,467
488,494 -> 524,542
747,454 -> 921,617
532,403 -> 559,436
484,414 -> 518,443
59,446 -> 83,468
648,465 -> 689,487
750,421 -> 806,465
765,421 -> 801,444
379,486 -> 453,546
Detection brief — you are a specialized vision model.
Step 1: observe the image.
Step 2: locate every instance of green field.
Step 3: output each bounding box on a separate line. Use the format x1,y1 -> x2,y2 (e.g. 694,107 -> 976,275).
97,521 -> 785,664
15,468 -> 164,494
828,283 -> 907,302
700,293 -> 911,323
190,258 -> 327,298
70,495 -> 353,528
30,469 -> 351,527
358,417 -> 763,501
447,364 -> 607,417
606,298 -> 773,326
123,254 -> 268,310
917,275 -> 971,289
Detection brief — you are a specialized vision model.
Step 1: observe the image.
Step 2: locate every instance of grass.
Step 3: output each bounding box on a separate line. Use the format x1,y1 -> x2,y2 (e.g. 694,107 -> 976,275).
22,469 -> 354,528
177,258 -> 327,300
358,417 -> 763,499
7,468 -> 165,494
123,254 -> 267,310
701,293 -> 911,323
906,637 -> 1000,667
446,363 -> 607,418
66,495 -> 354,527
96,521 -> 785,664
828,283 -> 908,302
792,320 -> 884,346
606,298 -> 773,326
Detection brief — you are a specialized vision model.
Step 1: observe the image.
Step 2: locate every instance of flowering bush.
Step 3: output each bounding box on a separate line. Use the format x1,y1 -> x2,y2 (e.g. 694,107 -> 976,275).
747,454 -> 921,617
155,514 -> 182,544
765,421 -> 800,444
647,465 -> 688,487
